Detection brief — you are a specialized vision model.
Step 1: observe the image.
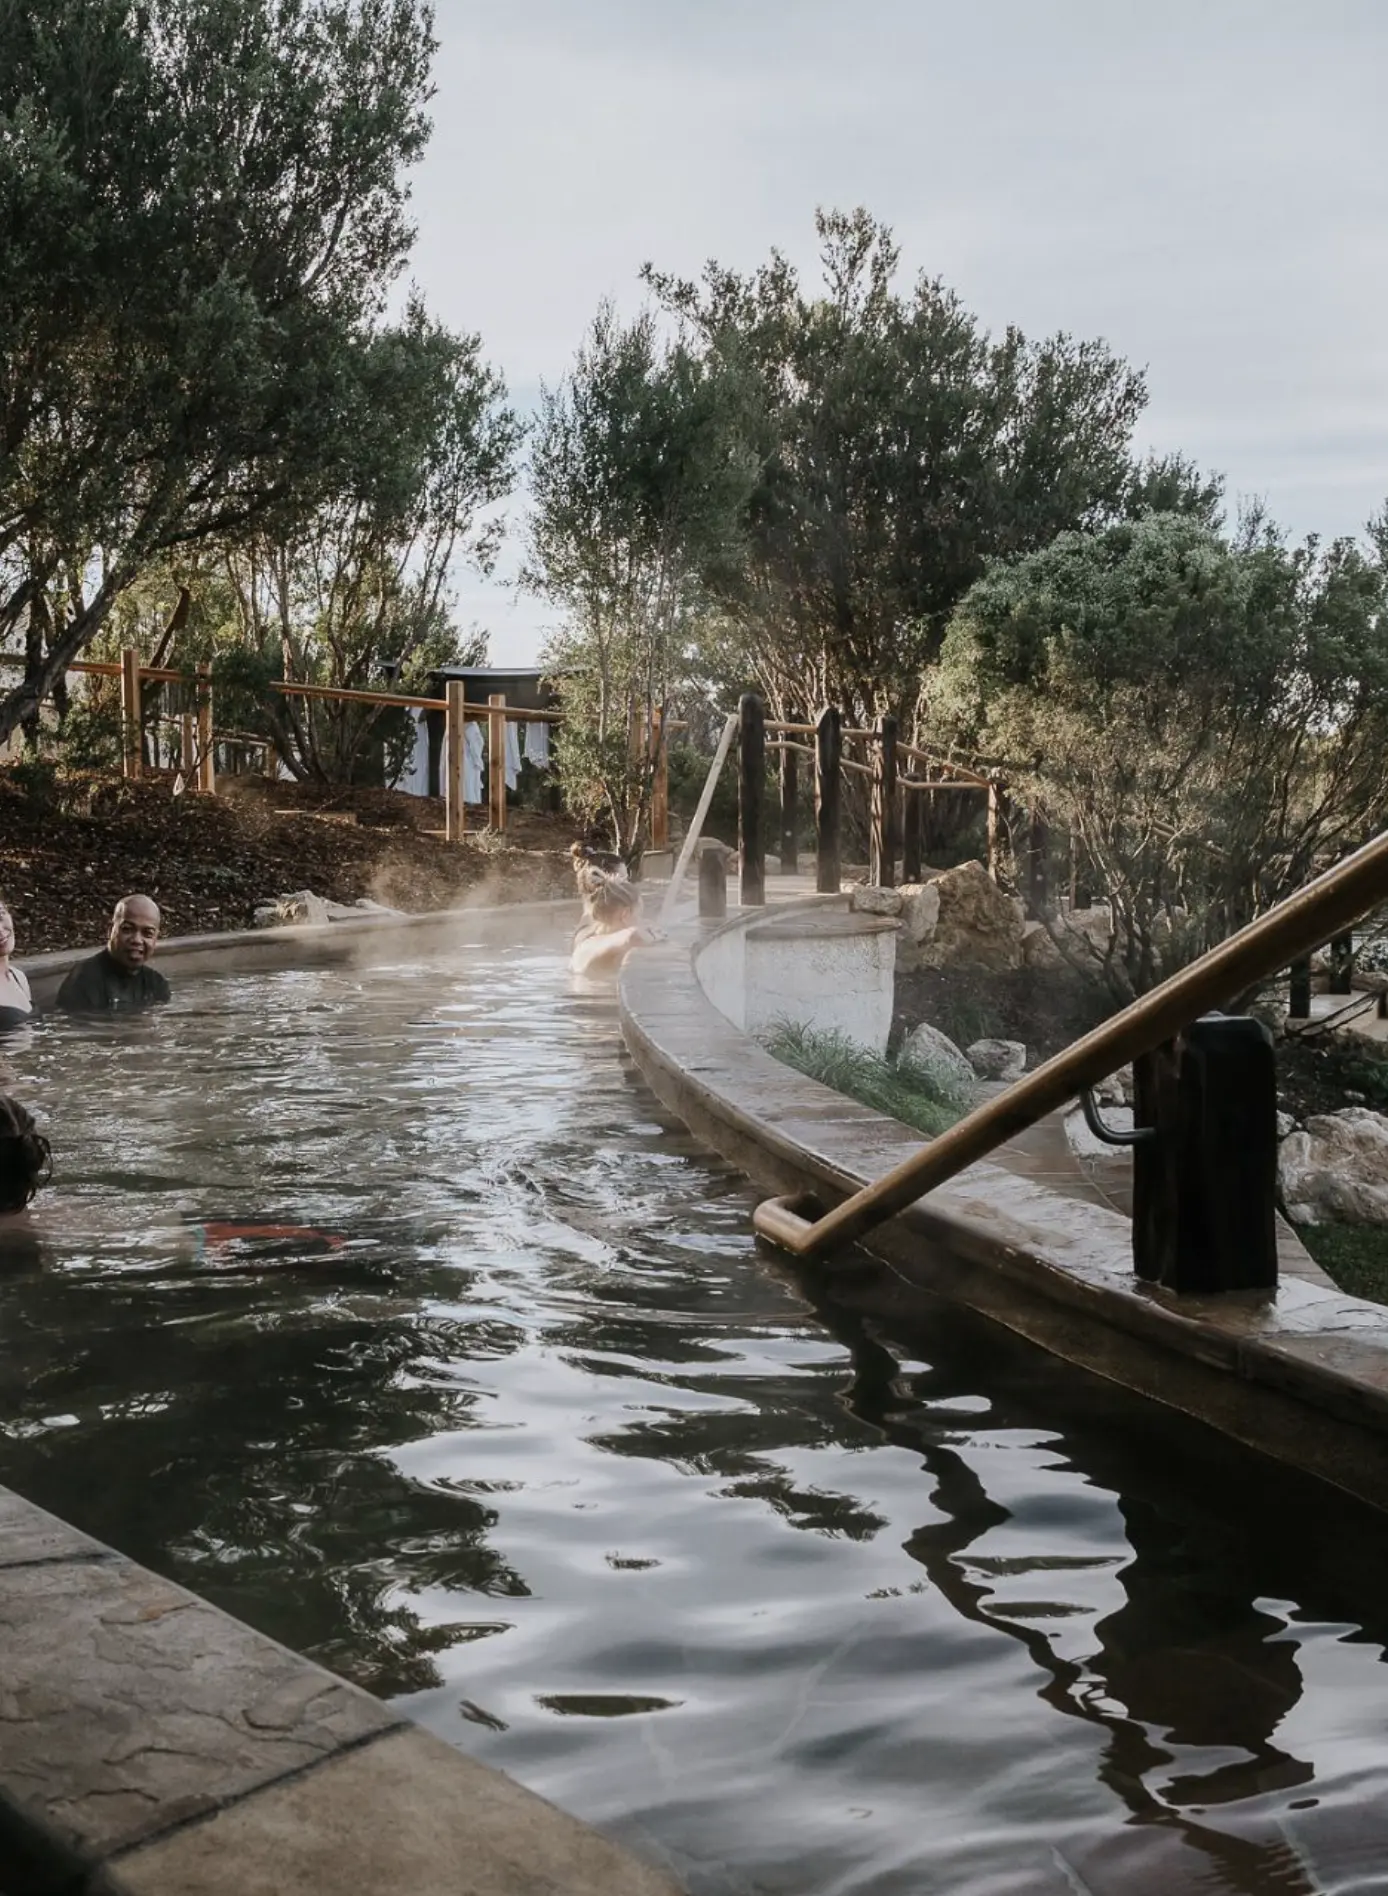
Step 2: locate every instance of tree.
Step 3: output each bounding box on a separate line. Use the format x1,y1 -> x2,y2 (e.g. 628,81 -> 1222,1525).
526,304 -> 757,857
207,304 -> 519,782
0,0 -> 439,745
930,509 -> 1388,996
644,207 -> 1150,727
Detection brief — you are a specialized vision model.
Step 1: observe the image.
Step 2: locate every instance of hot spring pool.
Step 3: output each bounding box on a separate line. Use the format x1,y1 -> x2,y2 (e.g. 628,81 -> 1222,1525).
3,933 -> 1388,1894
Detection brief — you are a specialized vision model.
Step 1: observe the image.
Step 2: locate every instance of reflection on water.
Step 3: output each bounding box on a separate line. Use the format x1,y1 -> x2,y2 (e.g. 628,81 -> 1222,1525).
3,942 -> 1388,1894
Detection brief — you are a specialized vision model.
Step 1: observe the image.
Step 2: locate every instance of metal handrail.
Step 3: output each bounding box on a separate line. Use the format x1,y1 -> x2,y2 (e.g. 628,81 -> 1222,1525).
752,824 -> 1388,1258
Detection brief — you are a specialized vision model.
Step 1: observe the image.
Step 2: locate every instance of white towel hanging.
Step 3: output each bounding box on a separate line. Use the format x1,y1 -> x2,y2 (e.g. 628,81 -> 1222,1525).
504,720 -> 522,790
523,719 -> 551,768
464,720 -> 484,803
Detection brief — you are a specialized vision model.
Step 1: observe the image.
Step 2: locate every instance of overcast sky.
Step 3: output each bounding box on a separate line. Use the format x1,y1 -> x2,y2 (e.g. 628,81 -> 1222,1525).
404,0 -> 1388,666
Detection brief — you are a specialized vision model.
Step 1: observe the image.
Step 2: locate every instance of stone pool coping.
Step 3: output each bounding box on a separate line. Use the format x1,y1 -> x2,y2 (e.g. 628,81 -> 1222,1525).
4,894 -> 684,1896
619,902 -> 1388,1515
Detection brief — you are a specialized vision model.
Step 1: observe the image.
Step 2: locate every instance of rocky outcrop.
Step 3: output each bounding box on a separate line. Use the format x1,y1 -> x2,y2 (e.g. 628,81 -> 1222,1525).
254,891 -> 406,928
914,861 -> 1024,973
849,885 -> 904,917
899,1021 -> 976,1095
1279,1108 -> 1388,1225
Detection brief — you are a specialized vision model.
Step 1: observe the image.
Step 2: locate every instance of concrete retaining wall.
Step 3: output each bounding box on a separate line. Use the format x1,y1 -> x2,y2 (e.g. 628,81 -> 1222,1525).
694,896 -> 899,1052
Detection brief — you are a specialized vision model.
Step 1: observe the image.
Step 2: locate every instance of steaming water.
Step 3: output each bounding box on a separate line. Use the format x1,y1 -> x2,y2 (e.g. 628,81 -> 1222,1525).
4,934 -> 1388,1894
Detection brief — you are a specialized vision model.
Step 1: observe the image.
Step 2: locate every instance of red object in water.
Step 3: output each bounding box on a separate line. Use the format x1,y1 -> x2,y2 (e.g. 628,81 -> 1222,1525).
200,1222 -> 347,1252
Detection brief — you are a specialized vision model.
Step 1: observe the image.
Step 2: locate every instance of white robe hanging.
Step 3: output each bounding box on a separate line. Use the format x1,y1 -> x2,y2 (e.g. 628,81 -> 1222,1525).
464,720 -> 484,803
504,720 -> 522,790
523,719 -> 551,768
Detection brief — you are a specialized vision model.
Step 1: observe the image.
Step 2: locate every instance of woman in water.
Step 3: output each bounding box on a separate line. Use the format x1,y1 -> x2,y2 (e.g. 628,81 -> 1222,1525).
0,901 -> 34,1035
568,848 -> 661,978
0,1092 -> 344,1262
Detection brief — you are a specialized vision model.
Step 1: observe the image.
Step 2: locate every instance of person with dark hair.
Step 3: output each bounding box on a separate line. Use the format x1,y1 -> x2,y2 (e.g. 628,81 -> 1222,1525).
0,1094 -> 342,1263
0,900 -> 34,1034
0,1095 -> 52,1214
54,895 -> 171,1015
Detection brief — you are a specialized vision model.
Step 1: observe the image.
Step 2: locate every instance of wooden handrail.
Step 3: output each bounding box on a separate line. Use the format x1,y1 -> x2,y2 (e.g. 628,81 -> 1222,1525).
753,822 -> 1388,1258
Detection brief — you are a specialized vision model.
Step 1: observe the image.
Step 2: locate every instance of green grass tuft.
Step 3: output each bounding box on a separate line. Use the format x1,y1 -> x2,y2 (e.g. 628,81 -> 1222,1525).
762,1020 -> 969,1138
1297,1223 -> 1388,1307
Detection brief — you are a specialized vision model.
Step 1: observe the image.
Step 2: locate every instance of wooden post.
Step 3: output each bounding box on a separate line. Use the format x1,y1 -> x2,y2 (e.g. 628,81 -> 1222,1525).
195,662 -> 215,794
488,692 -> 507,832
815,705 -> 842,895
445,680 -> 466,842
698,845 -> 728,921
779,715 -> 799,875
902,781 -> 923,882
1026,804 -> 1048,910
987,781 -> 1002,884
650,706 -> 669,849
738,691 -> 766,907
870,714 -> 898,887
120,646 -> 142,780
180,714 -> 195,777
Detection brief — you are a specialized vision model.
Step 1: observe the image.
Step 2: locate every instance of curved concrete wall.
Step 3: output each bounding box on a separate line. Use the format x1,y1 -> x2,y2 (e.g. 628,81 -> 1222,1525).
694,895 -> 899,1053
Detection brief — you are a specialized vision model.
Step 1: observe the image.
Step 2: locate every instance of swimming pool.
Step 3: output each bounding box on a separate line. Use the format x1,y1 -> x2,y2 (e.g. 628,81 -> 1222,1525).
3,933 -> 1388,1894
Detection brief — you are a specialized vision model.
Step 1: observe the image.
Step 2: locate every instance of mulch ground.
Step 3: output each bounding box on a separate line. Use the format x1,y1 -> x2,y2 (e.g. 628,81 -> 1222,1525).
0,767 -> 582,952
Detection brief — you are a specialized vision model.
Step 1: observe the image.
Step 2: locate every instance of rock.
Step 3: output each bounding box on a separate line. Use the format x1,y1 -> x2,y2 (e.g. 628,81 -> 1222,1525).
898,881 -> 942,946
1279,1107 -> 1388,1225
1057,905 -> 1117,963
916,860 -> 1024,973
966,1037 -> 1027,1082
1276,1111 -> 1297,1140
270,889 -> 332,926
850,885 -> 904,917
1094,1065 -> 1134,1107
899,1021 -> 976,1095
1021,918 -> 1065,971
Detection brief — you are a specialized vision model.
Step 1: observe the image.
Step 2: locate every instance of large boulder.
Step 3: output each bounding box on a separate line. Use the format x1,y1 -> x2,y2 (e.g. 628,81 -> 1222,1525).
1021,919 -> 1065,971
916,860 -> 1024,973
966,1037 -> 1027,1082
850,885 -> 904,917
1279,1107 -> 1388,1225
897,880 -> 942,946
899,1021 -> 976,1096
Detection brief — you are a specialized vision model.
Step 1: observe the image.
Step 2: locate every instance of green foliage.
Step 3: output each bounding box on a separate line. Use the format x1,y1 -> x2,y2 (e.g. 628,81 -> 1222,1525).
932,509 -> 1388,994
1297,1224 -> 1388,1308
528,304 -> 756,855
762,1020 -> 968,1137
0,0 -> 444,743
644,207 -> 1153,725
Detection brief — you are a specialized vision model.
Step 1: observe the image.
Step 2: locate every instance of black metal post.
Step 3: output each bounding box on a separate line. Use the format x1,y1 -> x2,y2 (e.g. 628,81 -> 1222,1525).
1329,932 -> 1355,996
738,692 -> 766,907
1288,958 -> 1312,1019
779,716 -> 799,875
871,714 -> 898,887
1132,1015 -> 1279,1294
815,705 -> 842,895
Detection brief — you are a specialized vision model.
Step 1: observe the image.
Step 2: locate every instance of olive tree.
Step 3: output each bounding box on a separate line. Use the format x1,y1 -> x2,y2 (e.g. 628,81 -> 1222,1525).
931,510 -> 1388,996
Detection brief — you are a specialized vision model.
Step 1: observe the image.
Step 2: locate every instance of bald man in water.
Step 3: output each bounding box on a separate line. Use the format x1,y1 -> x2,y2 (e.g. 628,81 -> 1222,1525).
54,895 -> 172,1014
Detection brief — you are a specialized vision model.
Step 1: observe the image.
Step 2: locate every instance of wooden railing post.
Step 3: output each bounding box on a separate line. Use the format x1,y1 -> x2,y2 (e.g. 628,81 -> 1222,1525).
195,662 -> 215,794
1288,957 -> 1312,1019
120,646 -> 142,780
902,780 -> 923,882
870,714 -> 898,887
445,680 -> 466,842
650,705 -> 669,849
815,705 -> 842,895
738,692 -> 766,906
488,692 -> 507,832
779,712 -> 799,875
179,714 -> 195,778
987,780 -> 1002,883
